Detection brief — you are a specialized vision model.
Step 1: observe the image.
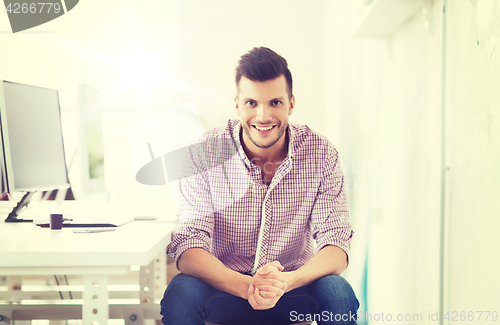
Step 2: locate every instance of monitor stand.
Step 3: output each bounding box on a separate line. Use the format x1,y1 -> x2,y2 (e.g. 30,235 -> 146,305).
4,191 -> 35,223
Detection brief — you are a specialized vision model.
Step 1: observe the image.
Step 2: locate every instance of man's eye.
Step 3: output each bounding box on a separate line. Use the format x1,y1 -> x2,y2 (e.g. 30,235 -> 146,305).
246,101 -> 256,106
272,100 -> 282,106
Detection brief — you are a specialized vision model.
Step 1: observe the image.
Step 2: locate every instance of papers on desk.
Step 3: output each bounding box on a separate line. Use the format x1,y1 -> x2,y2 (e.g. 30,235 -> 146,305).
73,228 -> 116,233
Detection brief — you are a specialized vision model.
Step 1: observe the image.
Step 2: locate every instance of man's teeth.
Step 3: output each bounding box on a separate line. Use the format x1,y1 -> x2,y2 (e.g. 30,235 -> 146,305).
255,125 -> 273,131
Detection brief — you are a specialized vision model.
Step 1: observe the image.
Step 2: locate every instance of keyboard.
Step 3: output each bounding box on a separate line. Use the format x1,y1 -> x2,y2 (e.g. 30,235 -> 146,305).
37,222 -> 117,228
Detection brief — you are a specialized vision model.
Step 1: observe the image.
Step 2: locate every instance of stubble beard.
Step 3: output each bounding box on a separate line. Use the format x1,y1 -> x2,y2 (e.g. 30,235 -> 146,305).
242,121 -> 288,149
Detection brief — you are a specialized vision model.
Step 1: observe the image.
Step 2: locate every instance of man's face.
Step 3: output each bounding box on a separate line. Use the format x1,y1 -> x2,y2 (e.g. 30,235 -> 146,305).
235,75 -> 294,151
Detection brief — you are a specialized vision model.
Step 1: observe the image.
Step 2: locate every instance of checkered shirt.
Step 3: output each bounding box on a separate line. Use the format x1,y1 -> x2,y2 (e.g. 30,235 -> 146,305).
168,119 -> 353,274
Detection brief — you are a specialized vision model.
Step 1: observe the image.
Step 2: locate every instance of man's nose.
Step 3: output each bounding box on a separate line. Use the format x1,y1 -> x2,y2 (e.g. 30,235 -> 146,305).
255,105 -> 272,122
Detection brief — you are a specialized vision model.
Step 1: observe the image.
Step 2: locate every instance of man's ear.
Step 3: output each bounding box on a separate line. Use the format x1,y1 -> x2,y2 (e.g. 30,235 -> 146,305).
234,97 -> 240,116
288,95 -> 295,116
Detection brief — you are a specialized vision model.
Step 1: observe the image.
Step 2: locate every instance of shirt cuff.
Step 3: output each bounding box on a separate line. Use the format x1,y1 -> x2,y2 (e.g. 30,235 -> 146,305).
316,230 -> 354,267
168,234 -> 212,270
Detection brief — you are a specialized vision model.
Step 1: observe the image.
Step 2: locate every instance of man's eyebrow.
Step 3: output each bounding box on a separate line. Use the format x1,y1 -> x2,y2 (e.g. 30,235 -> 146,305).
241,97 -> 286,103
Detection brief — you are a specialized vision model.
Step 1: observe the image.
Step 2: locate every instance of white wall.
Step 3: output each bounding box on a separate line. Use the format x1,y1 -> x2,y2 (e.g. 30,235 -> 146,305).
446,0 -> 500,317
325,1 -> 442,319
326,0 -> 500,323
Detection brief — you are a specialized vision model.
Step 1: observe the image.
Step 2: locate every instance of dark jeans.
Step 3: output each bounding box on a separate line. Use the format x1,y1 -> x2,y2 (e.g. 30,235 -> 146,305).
160,273 -> 359,325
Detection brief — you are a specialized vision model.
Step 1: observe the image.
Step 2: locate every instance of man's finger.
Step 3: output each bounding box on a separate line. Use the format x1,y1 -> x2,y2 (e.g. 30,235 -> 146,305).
253,284 -> 283,296
248,285 -> 265,310
259,290 -> 277,299
254,288 -> 278,309
256,278 -> 285,289
269,261 -> 284,271
254,287 -> 271,306
258,272 -> 285,282
257,265 -> 273,275
257,261 -> 283,275
251,278 -> 284,292
248,288 -> 258,309
253,287 -> 265,305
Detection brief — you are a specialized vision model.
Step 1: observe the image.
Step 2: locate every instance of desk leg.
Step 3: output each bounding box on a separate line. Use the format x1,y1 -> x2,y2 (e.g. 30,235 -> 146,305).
154,251 -> 167,302
83,275 -> 109,325
139,251 -> 166,304
5,276 -> 31,304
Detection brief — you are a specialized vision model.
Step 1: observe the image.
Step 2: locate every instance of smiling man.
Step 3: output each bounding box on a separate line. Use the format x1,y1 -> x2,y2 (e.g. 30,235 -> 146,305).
161,47 -> 359,325
237,73 -> 292,186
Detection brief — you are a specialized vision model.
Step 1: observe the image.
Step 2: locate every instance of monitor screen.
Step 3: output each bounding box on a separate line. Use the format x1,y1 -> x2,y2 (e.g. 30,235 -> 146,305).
0,127 -> 8,199
0,80 -> 70,193
78,84 -> 106,194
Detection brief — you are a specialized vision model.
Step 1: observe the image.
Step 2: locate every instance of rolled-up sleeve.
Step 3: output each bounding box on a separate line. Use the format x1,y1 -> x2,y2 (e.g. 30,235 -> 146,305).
169,219 -> 214,268
310,144 -> 353,265
167,143 -> 216,268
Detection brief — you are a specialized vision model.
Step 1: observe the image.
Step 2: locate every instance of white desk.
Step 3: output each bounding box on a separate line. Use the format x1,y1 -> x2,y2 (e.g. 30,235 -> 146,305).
0,215 -> 174,324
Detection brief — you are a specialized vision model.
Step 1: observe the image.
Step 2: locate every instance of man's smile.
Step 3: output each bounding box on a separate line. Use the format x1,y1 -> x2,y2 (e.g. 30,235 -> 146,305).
252,124 -> 276,132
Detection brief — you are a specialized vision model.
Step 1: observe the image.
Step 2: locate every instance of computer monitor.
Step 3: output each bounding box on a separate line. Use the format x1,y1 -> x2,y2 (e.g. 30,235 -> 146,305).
77,84 -> 106,195
0,80 -> 70,222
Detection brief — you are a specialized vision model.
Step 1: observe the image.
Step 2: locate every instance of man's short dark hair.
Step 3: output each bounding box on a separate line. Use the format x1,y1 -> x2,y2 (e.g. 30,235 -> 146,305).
235,47 -> 293,99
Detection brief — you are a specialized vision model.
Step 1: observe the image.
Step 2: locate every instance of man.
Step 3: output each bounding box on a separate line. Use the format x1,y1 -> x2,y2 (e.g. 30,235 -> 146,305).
161,47 -> 359,324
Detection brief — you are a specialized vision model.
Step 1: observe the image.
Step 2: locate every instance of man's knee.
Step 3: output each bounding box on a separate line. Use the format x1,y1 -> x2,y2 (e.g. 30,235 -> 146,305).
311,275 -> 359,311
162,273 -> 207,305
160,273 -> 210,319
